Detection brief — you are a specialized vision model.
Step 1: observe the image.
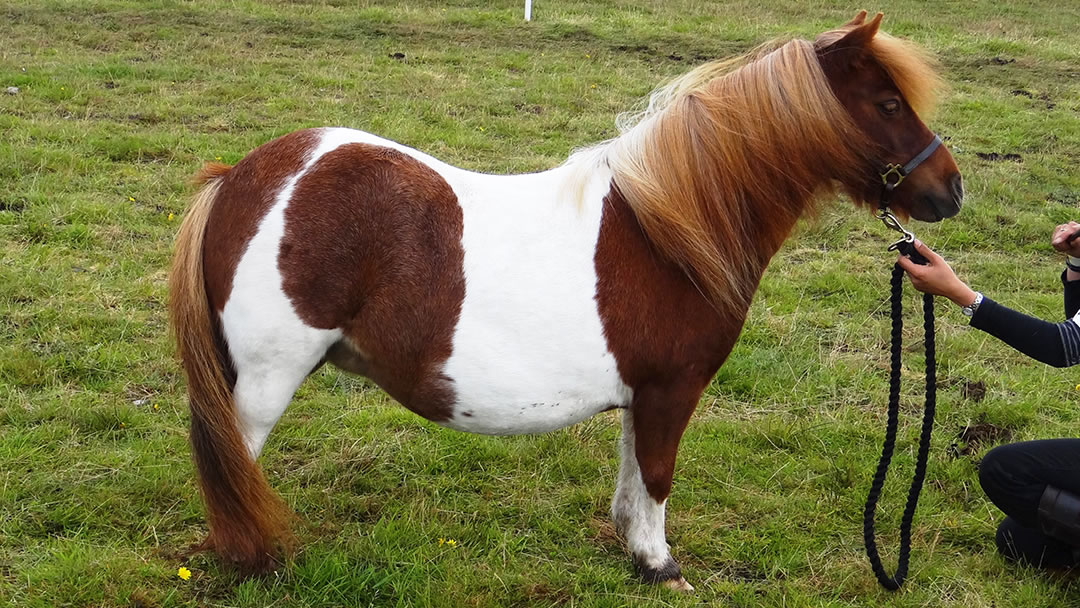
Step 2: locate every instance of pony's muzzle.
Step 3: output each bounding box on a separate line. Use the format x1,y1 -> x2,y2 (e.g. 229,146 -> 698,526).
915,173 -> 963,222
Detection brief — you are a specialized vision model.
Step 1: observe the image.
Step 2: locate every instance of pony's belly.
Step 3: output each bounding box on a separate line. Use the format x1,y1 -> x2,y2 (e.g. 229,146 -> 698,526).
436,302 -> 634,435
438,328 -> 633,435
438,384 -> 627,435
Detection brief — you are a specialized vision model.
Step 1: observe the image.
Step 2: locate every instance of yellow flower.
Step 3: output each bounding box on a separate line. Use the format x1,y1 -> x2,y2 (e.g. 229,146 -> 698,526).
438,537 -> 444,545
446,539 -> 457,547
153,403 -> 159,411
1075,383 -> 1080,391
215,156 -> 222,161
168,212 -> 175,221
128,197 -> 135,202
177,566 -> 191,581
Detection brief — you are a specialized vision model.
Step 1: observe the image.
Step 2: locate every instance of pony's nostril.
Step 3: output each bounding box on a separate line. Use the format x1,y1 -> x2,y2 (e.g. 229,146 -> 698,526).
950,174 -> 964,202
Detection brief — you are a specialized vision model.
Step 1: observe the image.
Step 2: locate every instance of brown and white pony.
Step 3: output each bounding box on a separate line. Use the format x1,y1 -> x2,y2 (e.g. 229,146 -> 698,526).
170,12 -> 962,591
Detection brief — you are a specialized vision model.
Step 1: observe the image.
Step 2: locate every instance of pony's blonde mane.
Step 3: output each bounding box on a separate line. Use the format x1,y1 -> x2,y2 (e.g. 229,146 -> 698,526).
573,31 -> 940,318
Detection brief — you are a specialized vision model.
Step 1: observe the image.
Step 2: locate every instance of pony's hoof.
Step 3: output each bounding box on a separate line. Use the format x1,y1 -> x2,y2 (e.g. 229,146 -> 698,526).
663,577 -> 695,592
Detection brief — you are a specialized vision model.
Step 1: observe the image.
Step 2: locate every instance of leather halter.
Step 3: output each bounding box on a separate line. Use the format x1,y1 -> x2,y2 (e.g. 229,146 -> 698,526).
876,134 -> 942,248
878,134 -> 942,207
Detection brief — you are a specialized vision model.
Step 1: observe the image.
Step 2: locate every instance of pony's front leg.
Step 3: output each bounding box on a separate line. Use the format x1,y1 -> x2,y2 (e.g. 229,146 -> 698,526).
611,385 -> 699,592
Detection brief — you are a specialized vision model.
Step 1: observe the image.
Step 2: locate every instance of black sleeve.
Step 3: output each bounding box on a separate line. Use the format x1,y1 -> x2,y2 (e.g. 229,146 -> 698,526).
1063,270 -> 1080,319
969,297 -> 1080,368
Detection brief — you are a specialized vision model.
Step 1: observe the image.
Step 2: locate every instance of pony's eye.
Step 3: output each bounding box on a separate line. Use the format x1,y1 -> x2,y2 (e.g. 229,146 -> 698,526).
878,100 -> 900,116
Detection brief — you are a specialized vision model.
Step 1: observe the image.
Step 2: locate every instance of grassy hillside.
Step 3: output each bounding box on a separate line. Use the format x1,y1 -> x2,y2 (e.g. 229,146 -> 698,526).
2,1 -> 1079,606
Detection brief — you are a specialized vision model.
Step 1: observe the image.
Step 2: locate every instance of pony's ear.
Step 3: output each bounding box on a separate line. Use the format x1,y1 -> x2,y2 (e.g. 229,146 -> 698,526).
844,10 -> 868,27
817,12 -> 882,69
834,12 -> 882,50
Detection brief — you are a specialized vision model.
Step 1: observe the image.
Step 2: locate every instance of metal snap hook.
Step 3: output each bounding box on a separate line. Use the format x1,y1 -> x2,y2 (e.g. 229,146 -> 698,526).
876,209 -> 914,242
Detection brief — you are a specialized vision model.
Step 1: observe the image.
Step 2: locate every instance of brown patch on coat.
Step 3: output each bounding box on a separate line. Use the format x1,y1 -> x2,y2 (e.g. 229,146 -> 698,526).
595,185 -> 752,502
279,143 -> 465,422
202,129 -> 320,312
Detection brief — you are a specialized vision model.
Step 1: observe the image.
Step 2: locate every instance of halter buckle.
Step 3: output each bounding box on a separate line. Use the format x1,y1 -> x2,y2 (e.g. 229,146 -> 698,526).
881,164 -> 906,189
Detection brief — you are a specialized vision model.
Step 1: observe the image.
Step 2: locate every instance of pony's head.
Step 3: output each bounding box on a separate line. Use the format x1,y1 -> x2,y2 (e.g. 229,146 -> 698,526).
815,11 -> 962,222
595,12 -> 962,317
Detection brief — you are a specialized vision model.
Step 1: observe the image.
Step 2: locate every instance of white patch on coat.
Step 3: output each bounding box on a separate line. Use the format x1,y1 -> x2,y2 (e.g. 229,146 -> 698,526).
436,163 -> 632,435
611,410 -> 672,570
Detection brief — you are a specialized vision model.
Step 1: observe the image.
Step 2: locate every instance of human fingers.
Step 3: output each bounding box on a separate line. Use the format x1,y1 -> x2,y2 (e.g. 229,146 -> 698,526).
1051,222 -> 1080,251
896,252 -> 919,274
896,248 -> 938,286
911,239 -> 944,265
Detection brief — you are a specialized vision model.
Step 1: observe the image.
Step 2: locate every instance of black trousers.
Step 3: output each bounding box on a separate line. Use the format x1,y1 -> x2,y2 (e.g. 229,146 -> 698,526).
978,439 -> 1080,568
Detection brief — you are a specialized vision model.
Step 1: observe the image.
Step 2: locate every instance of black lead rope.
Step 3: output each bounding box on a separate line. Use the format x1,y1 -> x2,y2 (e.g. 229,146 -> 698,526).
863,240 -> 936,591
862,132 -> 943,590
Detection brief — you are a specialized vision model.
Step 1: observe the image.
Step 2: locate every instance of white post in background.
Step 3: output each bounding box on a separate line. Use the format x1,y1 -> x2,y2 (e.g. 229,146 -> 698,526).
525,0 -> 532,21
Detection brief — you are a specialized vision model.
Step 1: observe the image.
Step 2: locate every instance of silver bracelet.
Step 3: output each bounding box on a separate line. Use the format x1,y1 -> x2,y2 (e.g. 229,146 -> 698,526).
961,292 -> 983,318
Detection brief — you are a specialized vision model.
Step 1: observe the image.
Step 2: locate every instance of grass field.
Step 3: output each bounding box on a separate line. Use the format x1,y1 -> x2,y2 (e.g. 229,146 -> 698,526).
3,0 -> 1080,606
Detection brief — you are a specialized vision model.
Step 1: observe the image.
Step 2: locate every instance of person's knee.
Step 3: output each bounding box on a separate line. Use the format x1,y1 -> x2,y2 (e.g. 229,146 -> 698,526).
979,445 -> 1006,494
979,443 -> 1020,500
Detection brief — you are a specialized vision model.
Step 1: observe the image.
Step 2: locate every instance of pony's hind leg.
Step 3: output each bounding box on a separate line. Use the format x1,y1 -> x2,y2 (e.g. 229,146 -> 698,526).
232,354 -> 323,459
222,302 -> 342,459
611,388 -> 698,592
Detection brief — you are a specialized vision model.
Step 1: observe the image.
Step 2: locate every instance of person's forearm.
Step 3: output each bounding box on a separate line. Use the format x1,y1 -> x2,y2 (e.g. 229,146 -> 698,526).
943,282 -> 978,308
970,297 -> 1074,367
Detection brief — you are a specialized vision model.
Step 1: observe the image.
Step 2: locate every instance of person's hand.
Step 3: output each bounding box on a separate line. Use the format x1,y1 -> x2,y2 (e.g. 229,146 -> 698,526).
1050,222 -> 1080,257
896,240 -> 978,307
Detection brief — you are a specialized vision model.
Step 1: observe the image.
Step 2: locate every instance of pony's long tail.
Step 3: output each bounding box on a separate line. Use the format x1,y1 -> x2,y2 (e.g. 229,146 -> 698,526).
168,163 -> 294,573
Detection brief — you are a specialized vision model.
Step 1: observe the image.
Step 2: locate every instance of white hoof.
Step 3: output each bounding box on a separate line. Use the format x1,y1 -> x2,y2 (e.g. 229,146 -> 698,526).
663,577 -> 695,592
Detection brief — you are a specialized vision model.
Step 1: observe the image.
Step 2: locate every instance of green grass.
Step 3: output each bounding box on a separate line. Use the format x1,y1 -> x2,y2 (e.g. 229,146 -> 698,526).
2,0 -> 1080,606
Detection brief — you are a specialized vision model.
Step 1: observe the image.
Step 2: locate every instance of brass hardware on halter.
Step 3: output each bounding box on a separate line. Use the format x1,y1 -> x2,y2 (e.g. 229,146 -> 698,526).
873,135 -> 942,256
881,164 -> 906,189
877,134 -> 942,201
